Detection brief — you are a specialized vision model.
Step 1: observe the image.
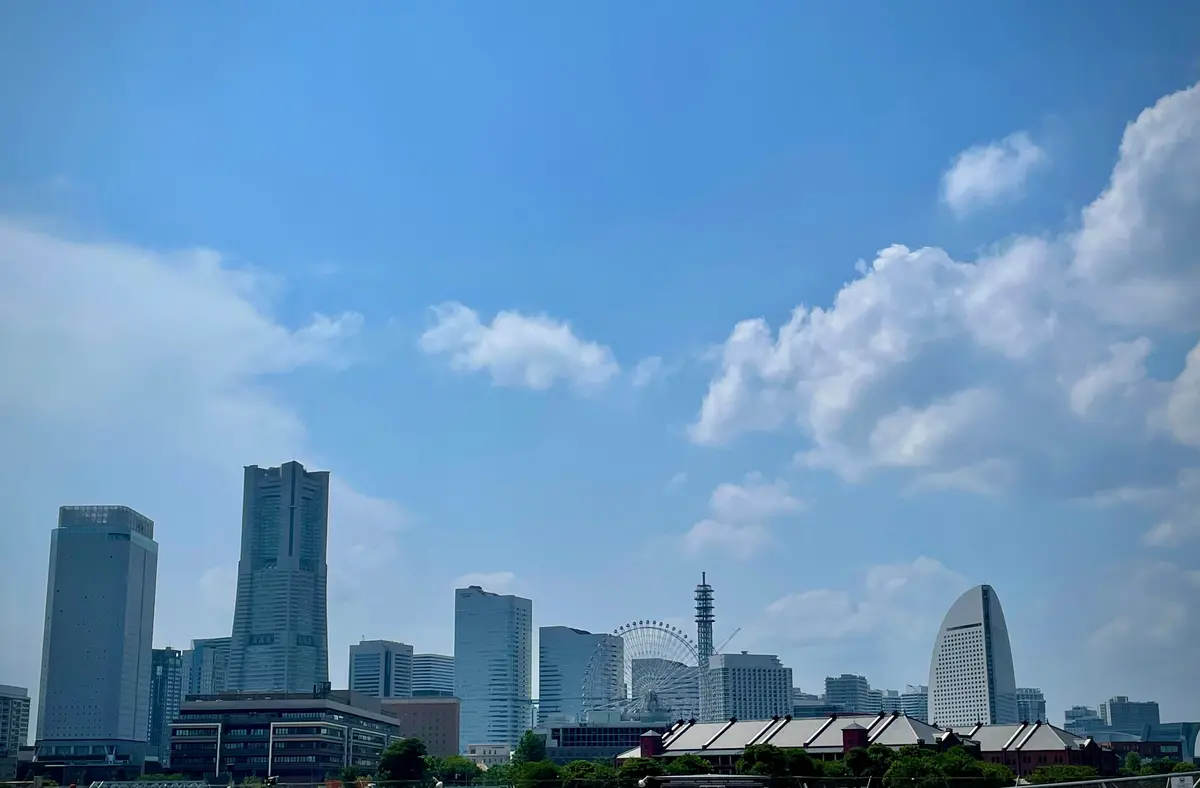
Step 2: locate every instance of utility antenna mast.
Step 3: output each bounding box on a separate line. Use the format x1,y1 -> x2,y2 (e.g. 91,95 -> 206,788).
694,572 -> 715,720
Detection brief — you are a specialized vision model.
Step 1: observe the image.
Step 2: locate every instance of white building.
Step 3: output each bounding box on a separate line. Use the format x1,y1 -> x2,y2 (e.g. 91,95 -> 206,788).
710,653 -> 793,720
464,743 -> 510,768
824,674 -> 873,714
349,640 -> 414,698
227,462 -> 330,694
901,684 -> 928,723
413,653 -> 455,696
454,585 -> 532,751
1017,687 -> 1047,723
36,506 -> 158,762
538,626 -> 622,725
927,584 -> 1019,728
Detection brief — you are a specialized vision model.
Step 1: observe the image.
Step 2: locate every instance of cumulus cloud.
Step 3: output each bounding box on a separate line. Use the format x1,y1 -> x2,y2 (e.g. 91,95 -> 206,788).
631,356 -> 665,387
682,473 -> 803,558
419,301 -> 619,390
941,131 -> 1047,216
455,571 -> 517,593
689,81 -> 1200,538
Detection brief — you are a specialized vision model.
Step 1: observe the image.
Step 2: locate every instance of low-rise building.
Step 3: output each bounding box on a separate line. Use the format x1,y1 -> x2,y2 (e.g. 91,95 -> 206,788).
537,717 -> 672,764
0,685 -> 31,780
464,743 -> 509,768
379,697 -> 460,757
956,721 -> 1116,777
169,689 -> 400,783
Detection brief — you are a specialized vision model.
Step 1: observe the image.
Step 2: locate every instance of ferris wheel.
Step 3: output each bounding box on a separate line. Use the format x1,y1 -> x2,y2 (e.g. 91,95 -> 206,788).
580,620 -> 702,721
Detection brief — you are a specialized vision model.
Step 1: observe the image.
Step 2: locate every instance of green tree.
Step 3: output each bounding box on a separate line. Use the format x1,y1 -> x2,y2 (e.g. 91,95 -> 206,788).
883,756 -> 946,788
737,744 -> 789,776
977,760 -> 1016,788
616,758 -> 664,788
377,738 -> 430,783
514,760 -> 560,788
560,760 -> 617,788
1123,752 -> 1142,775
241,778 -> 263,788
429,755 -> 484,784
784,748 -> 821,778
664,754 -> 712,776
1025,765 -> 1098,784
512,731 -> 548,765
478,762 -> 513,785
1139,758 -> 1179,776
818,759 -> 852,777
1172,761 -> 1197,773
339,766 -> 365,787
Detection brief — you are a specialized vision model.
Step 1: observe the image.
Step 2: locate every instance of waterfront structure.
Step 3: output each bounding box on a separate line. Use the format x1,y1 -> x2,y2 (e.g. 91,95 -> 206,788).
927,585 -> 1019,728
1099,696 -> 1160,732
538,626 -> 622,725
349,640 -> 414,699
35,506 -> 158,780
148,648 -> 184,765
182,638 -> 230,697
0,685 -> 31,779
901,685 -> 929,723
168,689 -> 399,782
454,585 -> 533,751
824,674 -> 873,714
227,462 -> 330,693
379,697 -> 460,757
709,653 -> 792,720
412,654 -> 455,696
1017,688 -> 1047,723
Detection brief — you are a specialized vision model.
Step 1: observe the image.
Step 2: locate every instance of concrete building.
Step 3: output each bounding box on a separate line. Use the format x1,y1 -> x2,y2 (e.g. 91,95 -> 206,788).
878,689 -> 903,713
0,685 -> 31,780
710,653 -> 792,720
227,462 -> 330,694
169,689 -> 399,782
35,505 -> 159,781
182,637 -> 230,698
791,692 -> 841,719
538,626 -> 622,725
464,743 -> 509,768
901,685 -> 928,723
148,648 -> 184,765
1064,705 -> 1104,735
927,585 -> 1019,728
379,697 -> 460,757
537,717 -> 672,764
412,654 -> 455,696
349,640 -> 414,699
1016,688 -> 1047,723
454,585 -> 532,751
1099,696 -> 1160,732
824,674 -> 873,714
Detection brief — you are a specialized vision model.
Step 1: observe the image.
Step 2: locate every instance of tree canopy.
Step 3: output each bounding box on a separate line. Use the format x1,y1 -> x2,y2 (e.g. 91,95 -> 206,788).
513,731 -> 548,765
1025,764 -> 1099,784
377,737 -> 429,783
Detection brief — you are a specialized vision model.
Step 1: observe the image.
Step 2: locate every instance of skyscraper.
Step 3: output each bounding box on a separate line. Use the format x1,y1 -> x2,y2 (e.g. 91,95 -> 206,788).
824,674 -> 873,713
36,506 -> 158,763
538,626 -> 622,725
1099,696 -> 1161,732
227,462 -> 331,693
148,648 -> 183,764
927,584 -> 1019,728
710,653 -> 793,720
412,654 -> 455,696
182,637 -> 231,697
349,640 -> 414,698
454,586 -> 532,751
1017,687 -> 1047,723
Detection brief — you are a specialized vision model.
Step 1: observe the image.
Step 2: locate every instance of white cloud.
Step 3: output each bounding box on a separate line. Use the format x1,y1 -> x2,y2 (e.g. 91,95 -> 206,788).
454,571 -> 517,593
941,131 -> 1047,216
631,356 -> 665,387
681,473 -> 803,559
419,301 -> 619,390
688,81 -> 1200,537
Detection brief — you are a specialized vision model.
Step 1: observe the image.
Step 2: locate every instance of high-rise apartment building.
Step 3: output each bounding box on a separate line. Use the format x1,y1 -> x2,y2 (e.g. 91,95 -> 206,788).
824,674 -> 873,714
182,637 -> 231,697
901,685 -> 929,723
349,640 -> 414,699
1017,687 -> 1048,723
710,653 -> 792,720
538,626 -> 622,725
454,586 -> 532,751
0,685 -> 31,779
148,648 -> 183,764
927,585 -> 1019,728
227,462 -> 330,693
877,689 -> 903,713
412,654 -> 455,696
36,506 -> 158,767
1100,696 -> 1160,732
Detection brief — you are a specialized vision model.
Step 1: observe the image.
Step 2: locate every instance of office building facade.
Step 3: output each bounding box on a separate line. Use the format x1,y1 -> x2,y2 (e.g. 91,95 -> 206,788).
824,674 -> 873,714
148,648 -> 183,764
0,685 -> 31,780
412,654 -> 455,696
1017,688 -> 1047,723
927,584 -> 1019,728
1100,696 -> 1160,732
379,697 -> 460,757
35,506 -> 159,779
227,462 -> 331,693
454,586 -> 532,751
182,637 -> 231,697
710,653 -> 793,720
538,626 -> 622,725
349,640 -> 414,699
901,685 -> 929,723
1064,706 -> 1105,735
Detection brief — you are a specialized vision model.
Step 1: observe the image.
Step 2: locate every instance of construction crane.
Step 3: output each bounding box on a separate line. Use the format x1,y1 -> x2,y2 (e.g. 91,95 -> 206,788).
714,627 -> 742,654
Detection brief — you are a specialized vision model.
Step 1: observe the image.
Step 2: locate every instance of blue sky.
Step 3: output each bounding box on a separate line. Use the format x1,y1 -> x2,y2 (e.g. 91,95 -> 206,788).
2,1 -> 1199,729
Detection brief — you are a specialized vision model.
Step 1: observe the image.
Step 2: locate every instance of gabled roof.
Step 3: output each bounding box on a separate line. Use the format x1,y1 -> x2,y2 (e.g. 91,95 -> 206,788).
954,722 -> 1090,752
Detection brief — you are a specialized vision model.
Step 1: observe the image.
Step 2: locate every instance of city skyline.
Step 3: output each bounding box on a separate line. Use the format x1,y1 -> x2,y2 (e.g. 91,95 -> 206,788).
3,2 -> 1200,737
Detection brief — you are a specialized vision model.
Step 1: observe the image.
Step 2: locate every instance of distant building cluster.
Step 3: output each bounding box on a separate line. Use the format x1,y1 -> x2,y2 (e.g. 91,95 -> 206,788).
7,461 -> 1197,784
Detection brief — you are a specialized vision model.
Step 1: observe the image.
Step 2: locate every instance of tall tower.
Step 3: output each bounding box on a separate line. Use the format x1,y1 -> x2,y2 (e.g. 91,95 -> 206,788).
227,461 -> 330,693
694,572 -> 715,720
927,584 -> 1019,728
